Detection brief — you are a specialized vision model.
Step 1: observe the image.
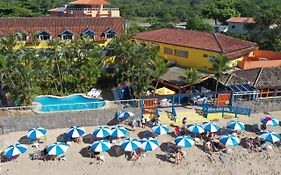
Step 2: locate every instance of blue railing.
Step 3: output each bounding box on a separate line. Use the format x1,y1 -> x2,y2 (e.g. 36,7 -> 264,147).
202,104 -> 251,118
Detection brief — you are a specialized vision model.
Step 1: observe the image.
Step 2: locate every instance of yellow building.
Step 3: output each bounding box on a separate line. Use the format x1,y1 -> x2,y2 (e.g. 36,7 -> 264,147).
133,28 -> 258,70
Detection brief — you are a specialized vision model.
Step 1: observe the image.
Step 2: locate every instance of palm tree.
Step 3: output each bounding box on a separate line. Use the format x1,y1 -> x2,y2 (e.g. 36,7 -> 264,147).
209,56 -> 229,91
183,68 -> 202,91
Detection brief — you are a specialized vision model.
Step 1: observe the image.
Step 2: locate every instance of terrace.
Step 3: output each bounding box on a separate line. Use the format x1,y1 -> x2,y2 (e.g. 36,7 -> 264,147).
237,50 -> 281,69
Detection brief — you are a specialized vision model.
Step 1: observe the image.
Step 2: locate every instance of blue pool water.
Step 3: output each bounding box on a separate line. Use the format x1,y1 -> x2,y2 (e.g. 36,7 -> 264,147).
33,95 -> 105,113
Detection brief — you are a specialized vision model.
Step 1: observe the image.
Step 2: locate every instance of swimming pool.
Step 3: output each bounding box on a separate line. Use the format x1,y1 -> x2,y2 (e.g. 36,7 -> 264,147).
33,94 -> 105,113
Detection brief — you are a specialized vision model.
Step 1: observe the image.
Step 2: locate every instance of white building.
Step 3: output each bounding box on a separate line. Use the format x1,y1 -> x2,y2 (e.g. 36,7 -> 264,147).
226,17 -> 255,34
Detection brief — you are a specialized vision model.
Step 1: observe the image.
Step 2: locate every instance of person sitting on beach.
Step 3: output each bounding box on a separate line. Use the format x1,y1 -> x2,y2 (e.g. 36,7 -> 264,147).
245,138 -> 254,150
131,150 -> 140,161
182,117 -> 187,128
141,117 -> 146,128
204,140 -> 213,153
253,137 -> 262,152
260,124 -> 267,131
174,126 -> 181,137
93,151 -> 101,159
74,136 -> 82,144
131,119 -> 137,131
174,148 -> 184,164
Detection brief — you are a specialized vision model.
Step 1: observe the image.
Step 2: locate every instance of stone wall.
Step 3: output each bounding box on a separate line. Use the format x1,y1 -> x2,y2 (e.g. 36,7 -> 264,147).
0,108 -> 141,134
233,97 -> 281,113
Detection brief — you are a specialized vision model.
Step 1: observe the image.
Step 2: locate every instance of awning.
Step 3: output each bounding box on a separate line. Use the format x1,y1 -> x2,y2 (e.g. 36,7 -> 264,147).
229,84 -> 257,92
154,87 -> 175,96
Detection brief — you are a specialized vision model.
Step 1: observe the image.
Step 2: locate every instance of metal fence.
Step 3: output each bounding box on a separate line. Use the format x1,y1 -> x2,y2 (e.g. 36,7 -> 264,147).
202,104 -> 252,118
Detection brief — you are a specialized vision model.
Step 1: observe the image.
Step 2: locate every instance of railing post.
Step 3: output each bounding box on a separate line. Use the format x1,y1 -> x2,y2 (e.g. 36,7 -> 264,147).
235,107 -> 238,118
222,106 -> 225,118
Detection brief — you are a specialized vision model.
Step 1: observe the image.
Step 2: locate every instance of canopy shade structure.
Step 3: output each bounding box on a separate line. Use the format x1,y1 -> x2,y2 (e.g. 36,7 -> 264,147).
228,84 -> 258,93
70,0 -> 110,5
154,87 -> 175,96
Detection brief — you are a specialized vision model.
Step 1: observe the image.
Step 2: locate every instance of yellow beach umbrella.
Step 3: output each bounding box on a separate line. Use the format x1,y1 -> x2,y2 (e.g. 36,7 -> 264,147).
155,87 -> 175,96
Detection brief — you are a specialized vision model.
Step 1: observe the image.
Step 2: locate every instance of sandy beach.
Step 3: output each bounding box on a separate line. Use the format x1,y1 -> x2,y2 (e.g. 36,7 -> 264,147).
0,111 -> 280,175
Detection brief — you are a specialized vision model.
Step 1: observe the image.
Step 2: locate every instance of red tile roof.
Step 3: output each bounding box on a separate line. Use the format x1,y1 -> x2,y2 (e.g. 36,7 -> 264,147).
0,17 -> 124,41
132,28 -> 257,58
226,17 -> 255,23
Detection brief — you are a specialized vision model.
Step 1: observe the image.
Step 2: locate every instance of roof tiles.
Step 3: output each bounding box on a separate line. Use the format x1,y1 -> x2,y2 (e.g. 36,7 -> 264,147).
132,28 -> 257,56
0,17 -> 124,41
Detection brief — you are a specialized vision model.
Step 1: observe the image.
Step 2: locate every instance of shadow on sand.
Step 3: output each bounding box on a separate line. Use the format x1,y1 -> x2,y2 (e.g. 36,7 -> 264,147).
245,124 -> 260,134
137,130 -> 154,139
107,145 -> 124,157
79,147 -> 91,158
57,133 -> 68,142
18,135 -> 30,144
83,134 -> 93,144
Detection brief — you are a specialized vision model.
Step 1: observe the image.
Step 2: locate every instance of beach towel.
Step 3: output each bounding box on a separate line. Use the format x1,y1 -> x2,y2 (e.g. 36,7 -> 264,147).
219,155 -> 228,164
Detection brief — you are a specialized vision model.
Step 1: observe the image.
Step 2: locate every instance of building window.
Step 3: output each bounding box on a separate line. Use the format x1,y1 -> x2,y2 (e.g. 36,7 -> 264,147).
164,47 -> 173,55
82,29 -> 96,38
102,28 -> 116,39
59,30 -> 73,40
175,49 -> 188,58
203,54 -> 208,58
15,31 -> 27,41
232,25 -> 235,29
208,56 -> 216,63
38,31 -> 51,41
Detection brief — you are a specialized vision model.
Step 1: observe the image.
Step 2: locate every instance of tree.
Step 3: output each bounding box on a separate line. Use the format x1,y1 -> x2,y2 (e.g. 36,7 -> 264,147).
106,37 -> 167,97
209,56 -> 229,91
202,0 -> 241,24
186,15 -> 214,32
183,68 -> 202,90
250,1 -> 281,51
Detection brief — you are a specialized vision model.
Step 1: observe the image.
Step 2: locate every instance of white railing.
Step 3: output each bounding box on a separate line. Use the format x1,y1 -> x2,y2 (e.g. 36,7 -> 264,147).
66,8 -> 119,11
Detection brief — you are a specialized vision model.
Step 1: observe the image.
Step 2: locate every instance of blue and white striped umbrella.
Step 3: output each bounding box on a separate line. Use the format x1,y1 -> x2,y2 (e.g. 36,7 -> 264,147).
92,126 -> 112,138
118,112 -> 134,119
175,136 -> 194,148
111,126 -> 129,138
47,142 -> 69,156
152,124 -> 169,135
219,134 -> 240,146
187,124 -> 204,134
121,138 -> 141,152
26,127 -> 47,140
261,117 -> 279,126
91,140 -> 112,152
67,126 -> 85,138
4,143 -> 27,158
203,122 -> 220,133
140,137 -> 159,151
259,131 -> 281,143
226,120 -> 245,131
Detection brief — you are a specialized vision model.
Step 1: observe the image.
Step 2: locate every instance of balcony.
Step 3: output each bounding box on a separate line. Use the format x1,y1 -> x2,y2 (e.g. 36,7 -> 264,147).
65,8 -> 120,17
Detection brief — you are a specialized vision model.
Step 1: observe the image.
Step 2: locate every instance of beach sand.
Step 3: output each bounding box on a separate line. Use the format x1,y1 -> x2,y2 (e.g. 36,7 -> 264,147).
0,111 -> 280,175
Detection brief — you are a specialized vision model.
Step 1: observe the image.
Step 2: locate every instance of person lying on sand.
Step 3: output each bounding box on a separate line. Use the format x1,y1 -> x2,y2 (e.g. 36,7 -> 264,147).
131,150 -> 140,161
174,148 -> 184,164
212,141 -> 226,152
204,140 -> 213,153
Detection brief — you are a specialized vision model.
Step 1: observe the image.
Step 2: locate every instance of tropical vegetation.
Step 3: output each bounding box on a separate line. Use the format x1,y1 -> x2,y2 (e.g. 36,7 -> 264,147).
209,56 -> 229,92
0,35 -> 167,105
183,68 -> 202,90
